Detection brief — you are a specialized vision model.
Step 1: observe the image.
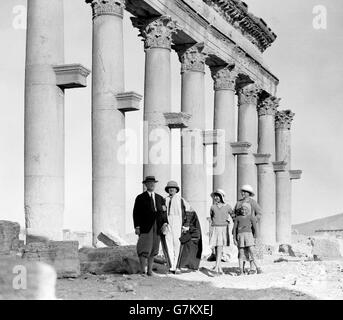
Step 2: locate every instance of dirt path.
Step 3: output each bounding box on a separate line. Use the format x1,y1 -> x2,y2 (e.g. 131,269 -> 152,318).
56,273 -> 314,300
56,259 -> 343,300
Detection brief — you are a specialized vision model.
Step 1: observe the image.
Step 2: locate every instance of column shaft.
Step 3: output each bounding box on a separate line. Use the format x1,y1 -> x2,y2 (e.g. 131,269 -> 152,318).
275,110 -> 295,244
212,67 -> 237,206
180,44 -> 207,238
143,48 -> 171,195
25,0 -> 65,242
140,16 -> 178,195
237,84 -> 260,198
89,0 -> 126,245
256,97 -> 279,245
275,170 -> 291,243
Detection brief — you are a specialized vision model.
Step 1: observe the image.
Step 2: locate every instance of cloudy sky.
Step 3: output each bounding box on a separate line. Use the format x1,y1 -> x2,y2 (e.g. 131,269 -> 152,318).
0,0 -> 342,233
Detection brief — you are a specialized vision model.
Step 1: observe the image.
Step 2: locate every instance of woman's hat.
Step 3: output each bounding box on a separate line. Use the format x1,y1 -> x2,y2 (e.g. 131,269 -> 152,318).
165,180 -> 180,193
210,189 -> 226,203
240,185 -> 255,197
142,176 -> 158,184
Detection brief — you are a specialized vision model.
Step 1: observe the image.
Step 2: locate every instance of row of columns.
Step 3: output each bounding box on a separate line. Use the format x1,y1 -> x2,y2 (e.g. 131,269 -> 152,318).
24,0 -> 301,248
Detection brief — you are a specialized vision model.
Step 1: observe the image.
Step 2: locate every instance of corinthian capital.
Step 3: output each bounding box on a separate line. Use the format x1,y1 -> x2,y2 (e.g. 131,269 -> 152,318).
85,0 -> 125,19
178,43 -> 208,74
257,96 -> 280,117
131,16 -> 179,50
275,110 -> 295,130
238,83 -> 261,105
211,65 -> 238,91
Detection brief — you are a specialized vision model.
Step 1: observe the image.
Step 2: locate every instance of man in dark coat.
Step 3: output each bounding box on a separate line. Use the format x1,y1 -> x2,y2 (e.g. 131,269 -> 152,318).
133,176 -> 167,276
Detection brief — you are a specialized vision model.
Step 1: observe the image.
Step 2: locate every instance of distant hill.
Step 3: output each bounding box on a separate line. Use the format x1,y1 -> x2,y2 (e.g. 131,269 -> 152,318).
292,213 -> 343,236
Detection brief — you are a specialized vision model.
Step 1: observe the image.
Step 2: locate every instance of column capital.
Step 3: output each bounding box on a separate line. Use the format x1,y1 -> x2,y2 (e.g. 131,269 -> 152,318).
85,0 -> 125,19
210,65 -> 238,91
178,43 -> 208,74
131,16 -> 179,50
275,110 -> 295,130
238,83 -> 261,105
257,96 -> 280,117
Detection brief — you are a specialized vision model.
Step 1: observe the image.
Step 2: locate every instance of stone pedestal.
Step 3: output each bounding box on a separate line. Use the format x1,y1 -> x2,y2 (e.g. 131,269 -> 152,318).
22,241 -> 80,278
256,96 -> 279,245
179,43 -> 208,239
211,66 -> 238,206
138,16 -> 178,195
236,84 -> 260,198
275,111 -> 295,244
24,0 -> 65,242
87,0 -> 126,246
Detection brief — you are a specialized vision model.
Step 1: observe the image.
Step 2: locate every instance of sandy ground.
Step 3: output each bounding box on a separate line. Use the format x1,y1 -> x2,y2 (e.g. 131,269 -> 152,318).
56,258 -> 343,300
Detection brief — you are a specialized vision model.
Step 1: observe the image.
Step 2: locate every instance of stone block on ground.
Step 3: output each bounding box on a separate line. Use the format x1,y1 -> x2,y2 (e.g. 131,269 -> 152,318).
22,241 -> 80,278
312,237 -> 343,261
279,244 -> 296,257
0,257 -> 57,300
291,238 -> 313,259
79,246 -> 167,275
97,232 -> 129,247
0,221 -> 21,255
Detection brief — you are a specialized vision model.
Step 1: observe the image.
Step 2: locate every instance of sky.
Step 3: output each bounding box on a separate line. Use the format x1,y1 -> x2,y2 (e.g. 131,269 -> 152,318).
0,0 -> 343,234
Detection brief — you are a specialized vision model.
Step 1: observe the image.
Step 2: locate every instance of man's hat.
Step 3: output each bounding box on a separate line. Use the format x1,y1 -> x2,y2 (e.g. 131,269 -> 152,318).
142,176 -> 158,184
165,181 -> 180,193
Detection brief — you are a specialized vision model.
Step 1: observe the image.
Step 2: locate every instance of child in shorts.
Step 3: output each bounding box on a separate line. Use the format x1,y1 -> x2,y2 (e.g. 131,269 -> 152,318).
233,203 -> 262,275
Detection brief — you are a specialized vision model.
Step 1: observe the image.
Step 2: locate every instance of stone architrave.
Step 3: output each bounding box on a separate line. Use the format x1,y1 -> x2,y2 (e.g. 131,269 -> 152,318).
86,0 -> 127,246
275,110 -> 295,244
236,83 -> 261,198
211,65 -> 238,206
256,96 -> 280,245
178,43 -> 209,244
132,16 -> 179,195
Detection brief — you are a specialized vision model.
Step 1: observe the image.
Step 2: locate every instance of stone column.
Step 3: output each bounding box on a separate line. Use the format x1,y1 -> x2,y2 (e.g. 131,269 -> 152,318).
25,0 -> 65,242
256,96 -> 280,245
275,110 -> 295,244
86,0 -> 126,246
135,16 -> 178,195
211,65 -> 238,206
236,83 -> 260,198
179,43 -> 208,238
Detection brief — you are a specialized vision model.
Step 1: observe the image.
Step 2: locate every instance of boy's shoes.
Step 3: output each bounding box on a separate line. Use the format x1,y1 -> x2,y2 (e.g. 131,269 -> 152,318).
256,268 -> 263,274
236,270 -> 243,276
248,270 -> 256,275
